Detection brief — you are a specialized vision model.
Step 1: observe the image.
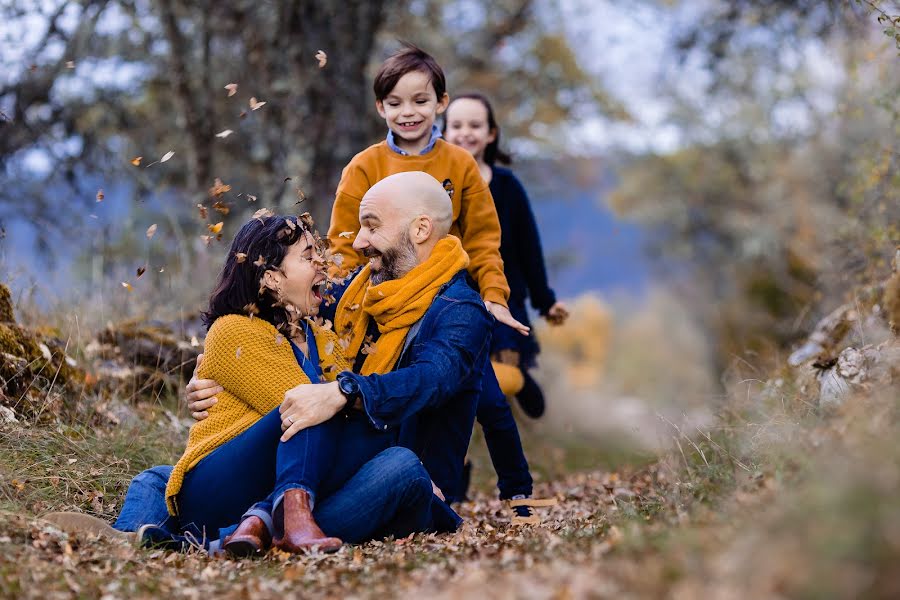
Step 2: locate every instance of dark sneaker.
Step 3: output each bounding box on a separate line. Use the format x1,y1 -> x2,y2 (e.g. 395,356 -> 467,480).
136,524 -> 199,552
515,371 -> 545,418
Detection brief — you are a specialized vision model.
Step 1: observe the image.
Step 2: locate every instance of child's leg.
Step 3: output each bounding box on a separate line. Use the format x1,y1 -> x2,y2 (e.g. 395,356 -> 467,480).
476,365 -> 533,500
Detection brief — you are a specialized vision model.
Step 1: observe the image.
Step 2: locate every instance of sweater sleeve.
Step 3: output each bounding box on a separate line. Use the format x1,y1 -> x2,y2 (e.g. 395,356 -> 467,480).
199,315 -> 307,416
327,159 -> 371,275
457,160 -> 510,306
509,174 -> 556,314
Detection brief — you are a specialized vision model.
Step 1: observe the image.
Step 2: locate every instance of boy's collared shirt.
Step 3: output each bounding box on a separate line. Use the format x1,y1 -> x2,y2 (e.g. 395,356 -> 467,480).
386,125 -> 443,156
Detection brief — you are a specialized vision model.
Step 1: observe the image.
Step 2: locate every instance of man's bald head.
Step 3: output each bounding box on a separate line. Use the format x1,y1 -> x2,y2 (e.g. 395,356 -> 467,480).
364,171 -> 453,237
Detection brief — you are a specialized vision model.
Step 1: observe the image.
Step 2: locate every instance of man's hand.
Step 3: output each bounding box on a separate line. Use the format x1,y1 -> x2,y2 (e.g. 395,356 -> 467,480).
186,354 -> 222,420
279,381 -> 347,442
544,301 -> 570,326
484,301 -> 530,336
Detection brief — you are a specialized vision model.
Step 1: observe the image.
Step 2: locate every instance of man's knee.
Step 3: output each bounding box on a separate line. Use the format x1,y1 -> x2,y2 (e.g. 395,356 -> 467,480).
374,448 -> 431,496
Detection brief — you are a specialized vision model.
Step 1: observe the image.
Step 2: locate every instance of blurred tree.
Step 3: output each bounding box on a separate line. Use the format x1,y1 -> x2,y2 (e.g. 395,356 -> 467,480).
0,0 -> 617,275
610,0 -> 899,373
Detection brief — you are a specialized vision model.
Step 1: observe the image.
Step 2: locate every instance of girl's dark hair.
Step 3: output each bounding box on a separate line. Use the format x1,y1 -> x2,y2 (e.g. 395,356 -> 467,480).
203,214 -> 312,334
443,92 -> 512,166
374,42 -> 446,102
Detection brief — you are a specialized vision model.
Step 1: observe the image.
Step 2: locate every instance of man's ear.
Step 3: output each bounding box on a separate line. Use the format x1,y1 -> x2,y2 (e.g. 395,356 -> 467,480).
410,215 -> 434,244
375,99 -> 387,119
435,93 -> 450,115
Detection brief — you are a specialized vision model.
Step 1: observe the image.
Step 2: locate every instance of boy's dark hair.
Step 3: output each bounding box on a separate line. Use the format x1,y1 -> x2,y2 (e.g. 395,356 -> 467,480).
443,92 -> 512,166
374,42 -> 446,101
203,214 -> 313,335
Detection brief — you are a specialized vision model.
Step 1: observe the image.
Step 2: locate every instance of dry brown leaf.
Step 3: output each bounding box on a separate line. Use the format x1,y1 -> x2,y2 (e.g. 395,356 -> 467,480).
209,178 -> 232,198
315,50 -> 327,68
121,282 -> 133,292
65,60 -> 75,69
208,222 -> 224,234
130,156 -> 142,166
146,224 -> 158,239
252,208 -> 274,222
96,189 -> 104,202
224,83 -> 238,96
235,252 -> 247,263
249,97 -> 267,111
246,194 -> 258,202
253,255 -> 266,267
212,201 -> 230,215
136,266 -> 146,278
197,204 -> 208,219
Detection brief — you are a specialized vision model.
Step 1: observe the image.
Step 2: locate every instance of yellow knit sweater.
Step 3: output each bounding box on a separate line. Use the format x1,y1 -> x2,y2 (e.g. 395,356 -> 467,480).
327,139 -> 510,306
165,314 -> 350,515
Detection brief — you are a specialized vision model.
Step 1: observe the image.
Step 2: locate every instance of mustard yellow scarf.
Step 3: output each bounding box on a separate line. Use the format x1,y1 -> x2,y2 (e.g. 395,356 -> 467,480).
335,236 -> 469,375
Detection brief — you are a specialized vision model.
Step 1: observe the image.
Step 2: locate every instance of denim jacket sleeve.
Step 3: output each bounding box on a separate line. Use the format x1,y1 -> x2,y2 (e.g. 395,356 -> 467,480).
343,297 -> 492,430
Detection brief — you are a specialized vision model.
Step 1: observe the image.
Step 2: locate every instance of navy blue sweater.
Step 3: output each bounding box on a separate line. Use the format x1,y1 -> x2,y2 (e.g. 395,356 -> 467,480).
490,166 -> 556,315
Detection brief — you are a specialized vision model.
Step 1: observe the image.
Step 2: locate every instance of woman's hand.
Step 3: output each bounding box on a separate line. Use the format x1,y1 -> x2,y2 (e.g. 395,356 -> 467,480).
484,301 -> 530,336
544,301 -> 570,326
279,381 -> 347,442
186,354 -> 222,420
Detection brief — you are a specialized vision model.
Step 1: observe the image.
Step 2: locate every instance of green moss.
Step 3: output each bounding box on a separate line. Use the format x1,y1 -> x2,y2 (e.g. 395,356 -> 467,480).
0,284 -> 13,323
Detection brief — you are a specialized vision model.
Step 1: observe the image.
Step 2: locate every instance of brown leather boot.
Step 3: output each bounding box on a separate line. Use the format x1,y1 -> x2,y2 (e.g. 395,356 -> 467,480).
222,515 -> 272,557
272,489 -> 342,553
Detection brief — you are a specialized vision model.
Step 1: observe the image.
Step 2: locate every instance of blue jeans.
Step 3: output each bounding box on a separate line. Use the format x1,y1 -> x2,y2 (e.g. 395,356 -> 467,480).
176,408 -> 343,538
113,465 -> 173,532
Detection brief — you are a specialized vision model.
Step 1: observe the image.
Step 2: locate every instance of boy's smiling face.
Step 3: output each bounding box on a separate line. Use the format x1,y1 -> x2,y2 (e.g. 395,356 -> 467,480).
376,70 -> 449,155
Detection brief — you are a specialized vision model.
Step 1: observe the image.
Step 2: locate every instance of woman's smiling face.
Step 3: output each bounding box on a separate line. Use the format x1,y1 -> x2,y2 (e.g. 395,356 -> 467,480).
265,231 -> 326,317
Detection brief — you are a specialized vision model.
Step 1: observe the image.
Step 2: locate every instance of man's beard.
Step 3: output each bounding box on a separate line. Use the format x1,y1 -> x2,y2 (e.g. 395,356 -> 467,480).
366,231 -> 418,286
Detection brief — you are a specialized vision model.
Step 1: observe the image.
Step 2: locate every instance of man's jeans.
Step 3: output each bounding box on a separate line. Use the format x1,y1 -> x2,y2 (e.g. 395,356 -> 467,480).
113,464 -> 172,532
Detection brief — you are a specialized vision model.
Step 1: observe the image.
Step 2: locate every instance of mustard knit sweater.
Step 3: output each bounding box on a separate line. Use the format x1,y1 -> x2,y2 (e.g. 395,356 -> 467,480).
165,314 -> 350,515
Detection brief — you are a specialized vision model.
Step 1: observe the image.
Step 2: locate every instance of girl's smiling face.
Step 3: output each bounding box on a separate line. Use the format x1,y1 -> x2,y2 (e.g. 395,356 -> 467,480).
444,98 -> 496,163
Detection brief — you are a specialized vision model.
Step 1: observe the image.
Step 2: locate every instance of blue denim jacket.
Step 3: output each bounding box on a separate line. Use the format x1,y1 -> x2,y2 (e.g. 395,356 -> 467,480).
323,269 -> 532,501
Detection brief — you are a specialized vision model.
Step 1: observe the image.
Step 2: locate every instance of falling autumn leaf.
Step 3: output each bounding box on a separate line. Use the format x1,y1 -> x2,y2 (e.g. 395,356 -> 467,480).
252,208 -> 274,222
121,282 -> 133,291
190,336 -> 200,347
65,61 -> 75,69
235,252 -> 247,263
212,201 -> 230,215
253,255 -> 266,267
197,204 -> 208,219
246,194 -> 258,202
215,129 -> 234,139
160,151 -> 175,163
131,156 -> 142,166
338,231 -> 354,238
136,266 -> 146,278
239,110 -> 248,119
96,189 -> 104,202
224,83 -> 238,96
146,224 -> 158,239
249,97 -> 267,111
315,50 -> 327,68
209,222 -> 224,234
208,178 -> 232,198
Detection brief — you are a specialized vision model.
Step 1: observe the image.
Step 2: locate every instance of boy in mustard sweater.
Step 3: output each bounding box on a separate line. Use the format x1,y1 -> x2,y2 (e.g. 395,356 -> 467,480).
327,42 -> 527,335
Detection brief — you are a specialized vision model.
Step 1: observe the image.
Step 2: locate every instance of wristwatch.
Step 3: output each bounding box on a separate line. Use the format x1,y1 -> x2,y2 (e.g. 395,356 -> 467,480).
337,372 -> 361,405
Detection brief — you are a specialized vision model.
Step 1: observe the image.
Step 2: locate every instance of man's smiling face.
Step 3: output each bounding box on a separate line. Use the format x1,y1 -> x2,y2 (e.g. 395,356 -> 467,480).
353,194 -> 418,285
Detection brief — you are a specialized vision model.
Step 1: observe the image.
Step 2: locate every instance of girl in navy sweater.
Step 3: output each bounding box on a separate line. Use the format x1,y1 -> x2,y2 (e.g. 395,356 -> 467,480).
443,93 -> 569,418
